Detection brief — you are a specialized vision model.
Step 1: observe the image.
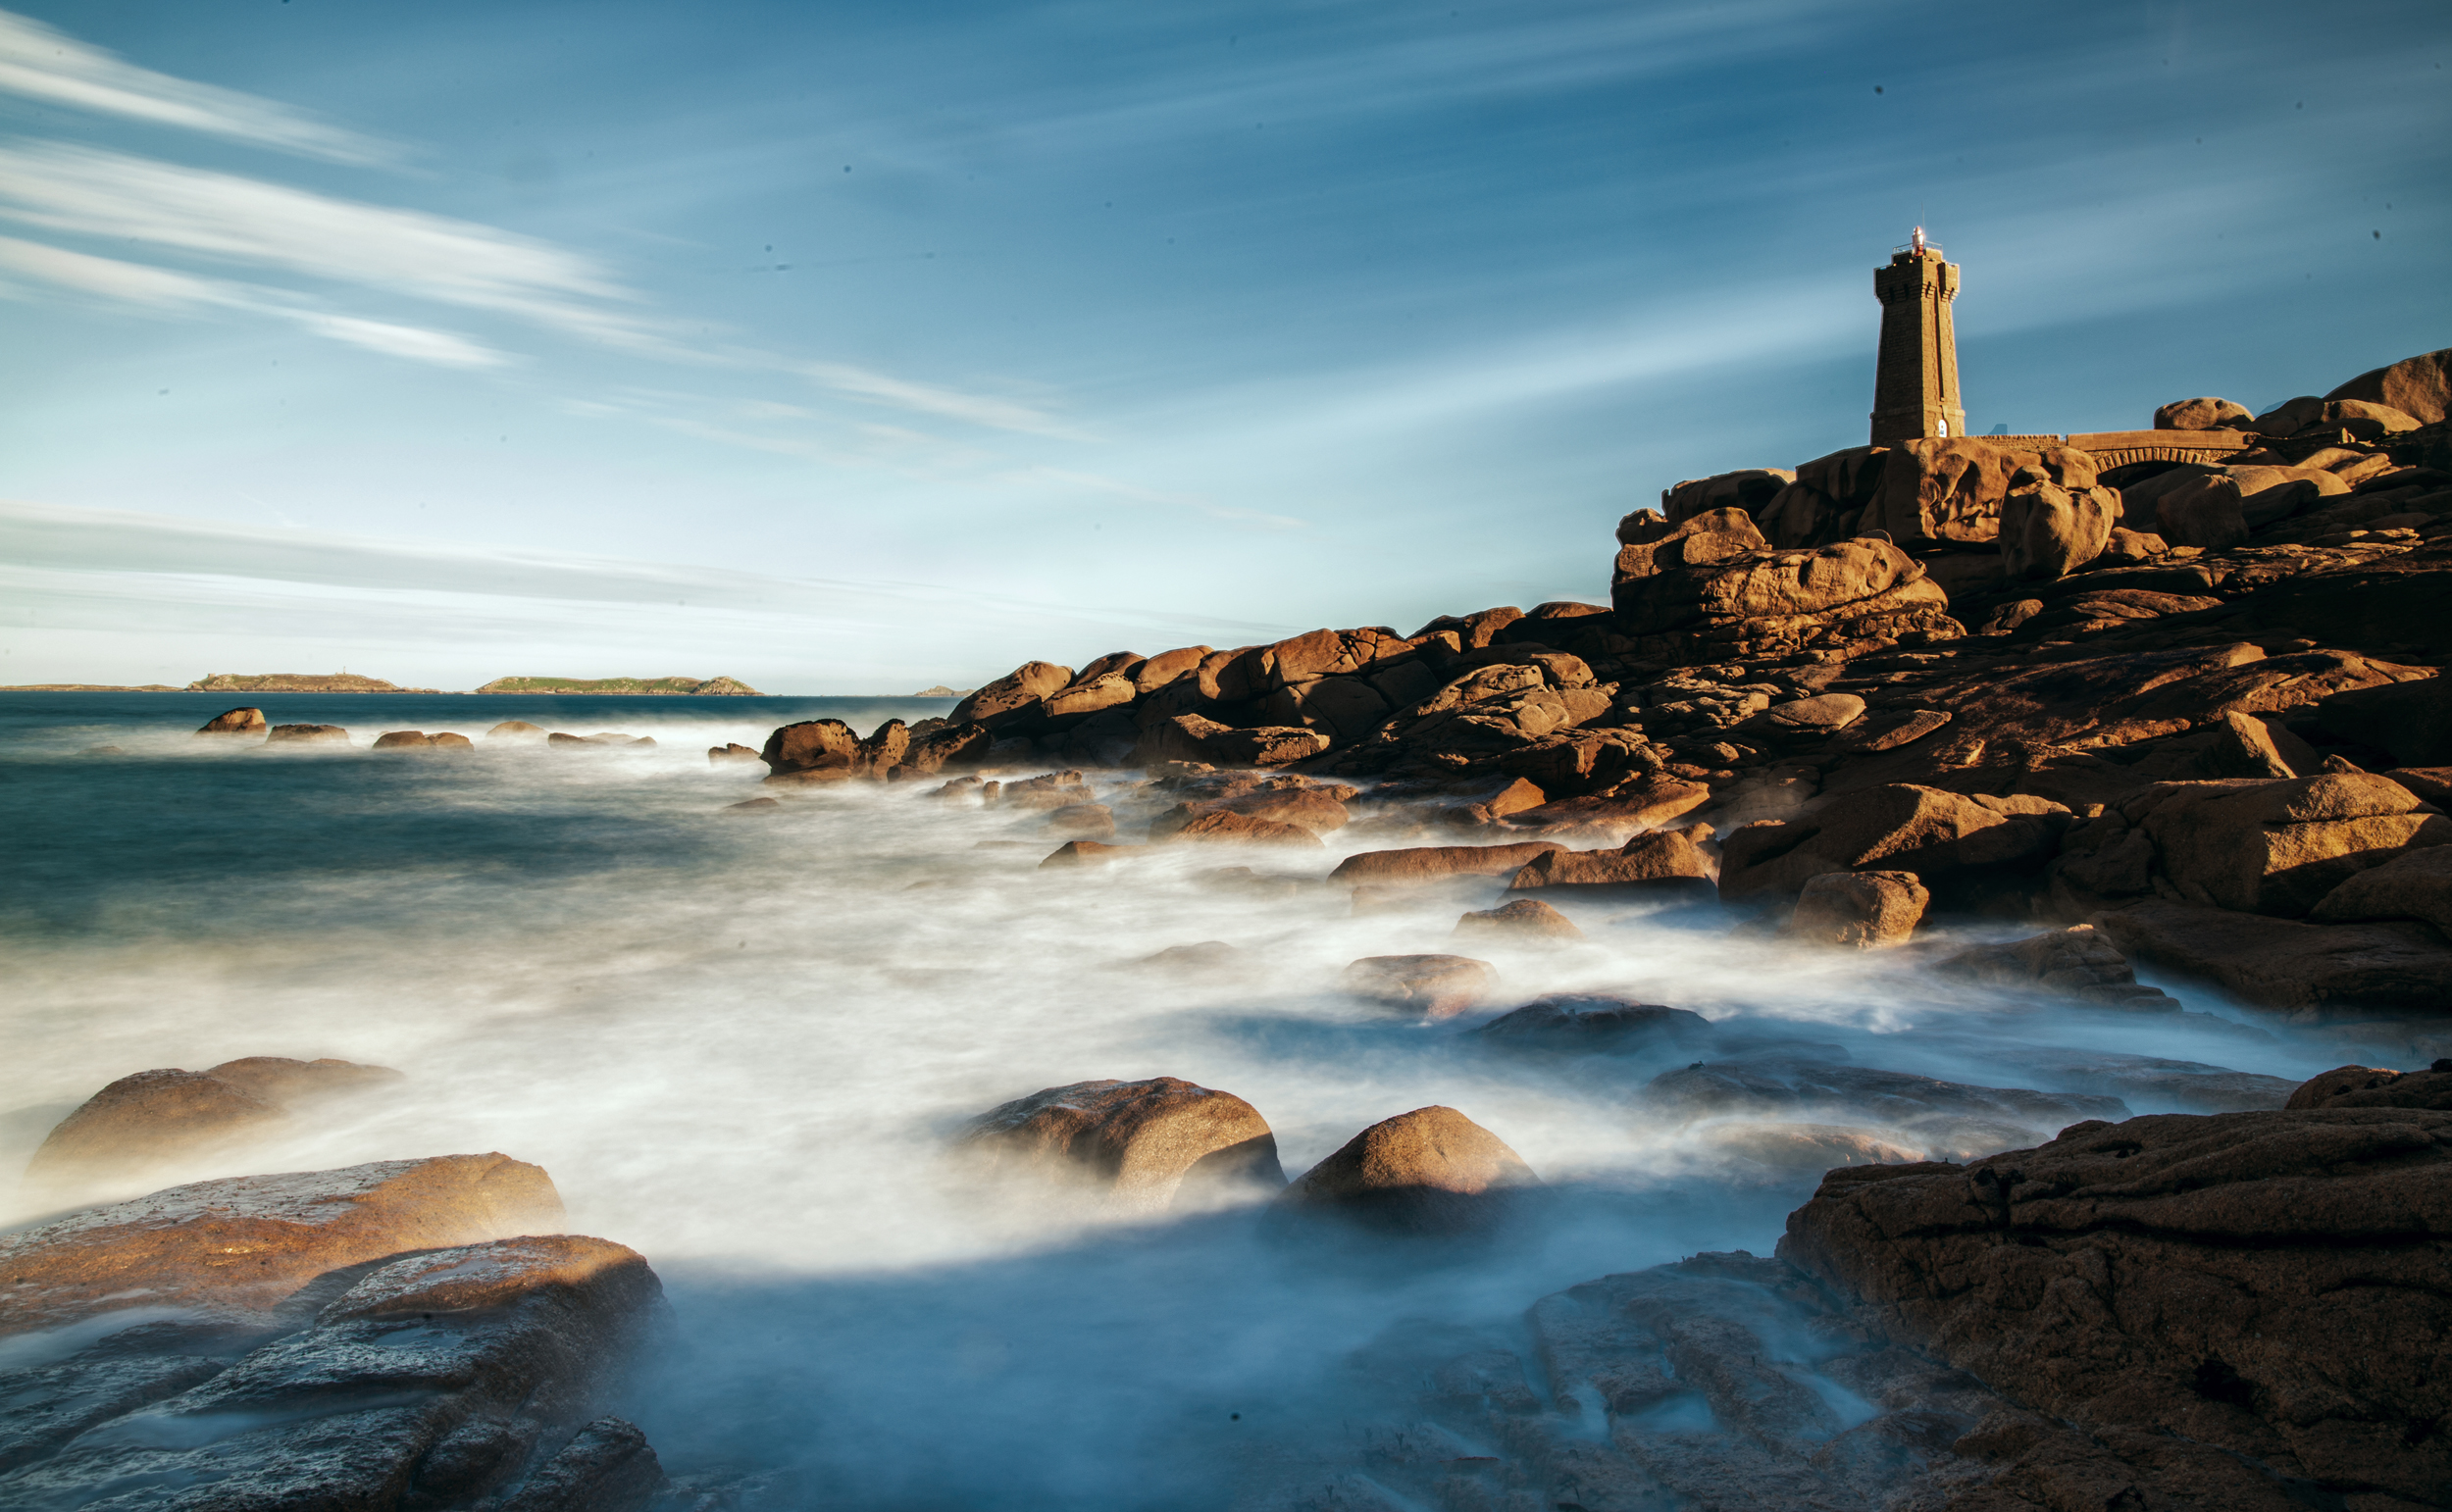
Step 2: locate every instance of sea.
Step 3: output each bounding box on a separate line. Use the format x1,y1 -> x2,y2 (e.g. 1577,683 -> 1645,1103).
0,690 -> 2373,1508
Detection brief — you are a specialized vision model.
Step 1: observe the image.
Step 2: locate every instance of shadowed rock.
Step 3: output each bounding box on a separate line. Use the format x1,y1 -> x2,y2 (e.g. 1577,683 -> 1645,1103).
1778,1104 -> 2452,1505
1471,996 -> 1711,1053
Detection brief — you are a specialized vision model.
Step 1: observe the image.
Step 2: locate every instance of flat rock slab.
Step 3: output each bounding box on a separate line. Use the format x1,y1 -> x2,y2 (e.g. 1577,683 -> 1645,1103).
0,1154 -> 567,1334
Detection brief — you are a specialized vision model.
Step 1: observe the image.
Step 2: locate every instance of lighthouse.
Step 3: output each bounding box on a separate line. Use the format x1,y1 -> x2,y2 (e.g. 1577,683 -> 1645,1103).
1869,227 -> 1967,444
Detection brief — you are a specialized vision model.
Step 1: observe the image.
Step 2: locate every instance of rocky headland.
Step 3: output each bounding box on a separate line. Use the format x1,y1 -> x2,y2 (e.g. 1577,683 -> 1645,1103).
26,344 -> 2452,1510
472,676 -> 762,695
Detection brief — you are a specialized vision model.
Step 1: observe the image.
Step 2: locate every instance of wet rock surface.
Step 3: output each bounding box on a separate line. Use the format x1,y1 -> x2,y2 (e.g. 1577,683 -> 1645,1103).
0,1159 -> 669,1512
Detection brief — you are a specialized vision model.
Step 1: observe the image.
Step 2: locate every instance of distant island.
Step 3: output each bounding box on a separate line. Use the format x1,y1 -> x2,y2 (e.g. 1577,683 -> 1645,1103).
473,676 -> 763,695
186,673 -> 436,693
911,684 -> 975,697
0,682 -> 183,692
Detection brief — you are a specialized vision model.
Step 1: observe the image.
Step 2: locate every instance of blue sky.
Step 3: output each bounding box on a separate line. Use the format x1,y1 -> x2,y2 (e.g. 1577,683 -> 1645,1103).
0,0 -> 2444,691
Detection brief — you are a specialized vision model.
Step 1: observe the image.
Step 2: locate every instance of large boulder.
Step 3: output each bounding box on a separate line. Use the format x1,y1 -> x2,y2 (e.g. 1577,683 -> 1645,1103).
2137,772 -> 2451,917
1782,869 -> 1925,948
1617,533 -> 1943,636
760,718 -> 860,781
2310,843 -> 2452,932
1998,479 -> 2117,580
958,1078 -> 1284,1208
2095,899 -> 2452,1011
2310,672 -> 2452,766
1864,436 -> 2099,547
1327,841 -> 1566,888
194,707 -> 266,738
1659,469 -> 1794,524
0,1232 -> 667,1510
1271,1106 -> 1539,1237
2326,345 -> 2452,425
1506,828 -> 1713,897
1754,445 -> 1891,547
1717,784 -> 2069,910
0,1154 -> 568,1335
949,661 -> 1073,733
1778,1106 -> 2452,1506
26,1057 -> 404,1194
2155,396 -> 2254,430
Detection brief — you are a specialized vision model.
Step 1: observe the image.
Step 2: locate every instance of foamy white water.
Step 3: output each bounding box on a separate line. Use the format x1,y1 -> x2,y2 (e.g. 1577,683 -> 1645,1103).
0,692 -> 2356,1506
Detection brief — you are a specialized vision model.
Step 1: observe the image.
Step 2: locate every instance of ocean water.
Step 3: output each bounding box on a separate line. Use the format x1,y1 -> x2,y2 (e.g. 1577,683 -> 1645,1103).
0,691 -> 2365,1507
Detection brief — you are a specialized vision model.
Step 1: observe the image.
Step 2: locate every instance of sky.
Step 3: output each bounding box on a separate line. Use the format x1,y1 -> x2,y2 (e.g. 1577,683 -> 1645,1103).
0,0 -> 2444,692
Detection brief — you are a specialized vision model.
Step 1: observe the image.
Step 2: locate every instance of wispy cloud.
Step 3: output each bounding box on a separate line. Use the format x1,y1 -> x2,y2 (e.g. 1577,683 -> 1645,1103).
0,136 -> 1080,432
0,9 -> 397,165
0,231 -> 505,368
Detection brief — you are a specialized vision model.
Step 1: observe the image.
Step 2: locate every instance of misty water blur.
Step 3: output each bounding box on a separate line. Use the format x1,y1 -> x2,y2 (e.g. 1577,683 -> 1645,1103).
0,692 -> 2365,1507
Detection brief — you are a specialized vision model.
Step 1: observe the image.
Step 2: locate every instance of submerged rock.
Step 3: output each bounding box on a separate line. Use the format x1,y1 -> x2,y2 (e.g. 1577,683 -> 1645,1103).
1454,897 -> 1585,942
26,1057 -> 404,1194
1640,1058 -> 2126,1160
1471,996 -> 1711,1052
1934,923 -> 2179,1008
265,723 -> 349,745
959,1077 -> 1283,1208
1338,954 -> 1499,1018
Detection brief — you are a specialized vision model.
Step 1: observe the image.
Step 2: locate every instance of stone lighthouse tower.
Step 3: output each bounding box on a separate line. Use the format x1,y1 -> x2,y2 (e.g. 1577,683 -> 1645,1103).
1869,227 -> 1966,444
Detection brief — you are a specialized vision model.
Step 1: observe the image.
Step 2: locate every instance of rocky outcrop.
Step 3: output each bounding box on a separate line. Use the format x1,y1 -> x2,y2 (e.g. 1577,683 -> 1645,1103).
1271,1105 -> 1539,1237
1778,1104 -> 2452,1507
959,1077 -> 1284,1207
1718,784 -> 2069,910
